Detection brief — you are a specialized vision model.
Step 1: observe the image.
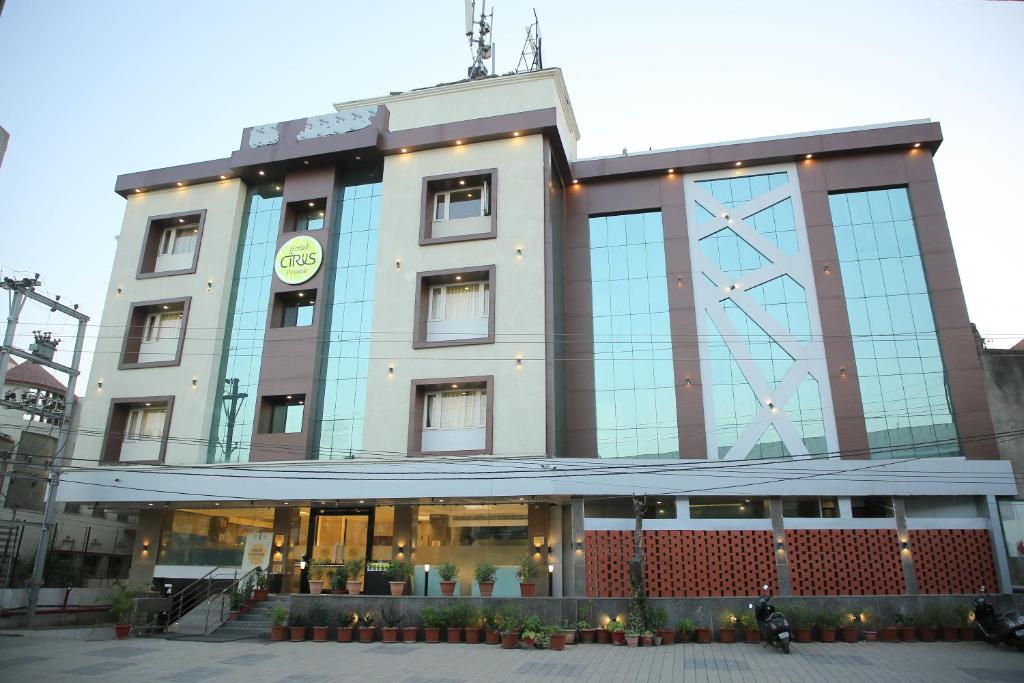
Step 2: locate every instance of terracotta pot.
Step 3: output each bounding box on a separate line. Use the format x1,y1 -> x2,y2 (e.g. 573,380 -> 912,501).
388,581 -> 405,597
562,629 -> 576,645
794,627 -> 812,643
381,627 -> 398,643
743,628 -> 760,644
694,628 -> 711,644
611,631 -> 625,645
940,626 -> 958,642
918,627 -> 936,642
596,628 -> 610,644
478,581 -> 494,597
440,581 -> 457,597
864,630 -> 877,642
522,636 -> 535,649
465,627 -> 482,644
358,627 -> 375,643
402,626 -> 418,642
640,634 -> 652,646
308,580 -> 324,596
500,634 -> 518,649
336,627 -> 354,643
114,624 -> 131,640
899,626 -> 916,642
485,628 -> 500,644
657,628 -> 675,645
959,626 -> 975,641
424,627 -> 441,643
446,626 -> 463,643
820,627 -> 836,643
270,625 -> 286,642
239,603 -> 251,615
254,589 -> 268,602
519,582 -> 535,597
289,626 -> 306,642
549,632 -> 566,651
579,628 -> 595,643
228,611 -> 239,621
312,626 -> 328,642
719,629 -> 736,643
840,626 -> 858,643
346,581 -> 362,596
625,634 -> 639,647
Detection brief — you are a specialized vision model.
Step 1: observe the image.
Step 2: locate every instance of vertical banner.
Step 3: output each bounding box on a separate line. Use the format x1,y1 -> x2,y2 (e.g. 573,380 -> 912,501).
241,532 -> 274,573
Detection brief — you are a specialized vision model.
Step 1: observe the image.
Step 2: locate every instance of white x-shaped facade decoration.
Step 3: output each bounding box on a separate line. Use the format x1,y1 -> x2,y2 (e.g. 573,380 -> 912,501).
683,163 -> 838,460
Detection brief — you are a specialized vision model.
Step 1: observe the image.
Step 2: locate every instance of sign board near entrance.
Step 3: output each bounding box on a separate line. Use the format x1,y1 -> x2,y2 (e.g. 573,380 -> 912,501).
274,235 -> 323,285
242,532 -> 274,573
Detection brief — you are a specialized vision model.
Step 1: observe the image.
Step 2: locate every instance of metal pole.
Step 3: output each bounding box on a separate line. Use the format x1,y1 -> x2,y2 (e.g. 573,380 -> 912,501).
0,287 -> 27,392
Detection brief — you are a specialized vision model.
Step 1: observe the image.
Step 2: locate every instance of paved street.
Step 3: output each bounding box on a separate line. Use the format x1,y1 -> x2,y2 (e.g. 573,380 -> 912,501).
2,632 -> 1023,683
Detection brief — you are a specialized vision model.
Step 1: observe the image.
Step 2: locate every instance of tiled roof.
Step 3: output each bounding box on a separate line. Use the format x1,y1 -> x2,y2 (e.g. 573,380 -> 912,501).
1011,338 -> 1024,352
5,361 -> 67,394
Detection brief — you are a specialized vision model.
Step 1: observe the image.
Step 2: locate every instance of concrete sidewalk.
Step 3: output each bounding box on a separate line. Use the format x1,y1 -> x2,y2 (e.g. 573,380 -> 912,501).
1,631 -> 1022,682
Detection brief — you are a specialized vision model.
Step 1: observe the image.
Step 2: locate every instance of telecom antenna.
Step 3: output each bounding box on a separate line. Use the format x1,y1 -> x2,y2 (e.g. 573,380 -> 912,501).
465,0 -> 494,79
515,9 -> 542,73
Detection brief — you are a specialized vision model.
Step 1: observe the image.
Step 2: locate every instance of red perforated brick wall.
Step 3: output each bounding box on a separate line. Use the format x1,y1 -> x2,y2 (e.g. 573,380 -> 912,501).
910,529 -> 998,594
584,530 -> 778,597
785,529 -> 904,595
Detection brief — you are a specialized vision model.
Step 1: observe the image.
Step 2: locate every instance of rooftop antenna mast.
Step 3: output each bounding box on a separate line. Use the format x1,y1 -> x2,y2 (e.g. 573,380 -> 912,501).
465,0 -> 494,79
515,9 -> 542,73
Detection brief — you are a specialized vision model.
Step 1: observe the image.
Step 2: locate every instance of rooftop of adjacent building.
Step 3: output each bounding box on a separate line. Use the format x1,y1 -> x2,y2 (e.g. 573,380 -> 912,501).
4,358 -> 67,395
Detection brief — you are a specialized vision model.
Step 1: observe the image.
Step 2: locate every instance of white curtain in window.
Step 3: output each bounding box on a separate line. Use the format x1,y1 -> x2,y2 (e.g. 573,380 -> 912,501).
444,283 -> 480,320
141,408 -> 166,437
157,312 -> 181,339
429,288 -> 443,320
172,228 -> 198,255
440,391 -> 477,429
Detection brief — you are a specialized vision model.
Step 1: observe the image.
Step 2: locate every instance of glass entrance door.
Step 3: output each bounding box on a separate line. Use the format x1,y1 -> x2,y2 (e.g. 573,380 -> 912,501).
305,508 -> 372,591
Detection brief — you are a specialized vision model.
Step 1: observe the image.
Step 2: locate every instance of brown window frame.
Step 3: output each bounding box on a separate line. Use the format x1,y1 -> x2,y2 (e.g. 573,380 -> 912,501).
100,396 -> 175,465
118,297 -> 191,370
413,265 -> 496,349
408,376 -> 493,456
419,168 -> 497,245
136,209 -> 207,279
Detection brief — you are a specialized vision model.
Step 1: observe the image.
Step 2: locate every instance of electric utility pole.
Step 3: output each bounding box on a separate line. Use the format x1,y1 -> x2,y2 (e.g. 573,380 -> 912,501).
221,378 -> 247,462
0,274 -> 88,627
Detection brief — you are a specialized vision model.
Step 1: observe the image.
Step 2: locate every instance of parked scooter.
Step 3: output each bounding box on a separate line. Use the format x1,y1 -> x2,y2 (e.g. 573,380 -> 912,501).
974,587 -> 1024,651
748,584 -> 792,654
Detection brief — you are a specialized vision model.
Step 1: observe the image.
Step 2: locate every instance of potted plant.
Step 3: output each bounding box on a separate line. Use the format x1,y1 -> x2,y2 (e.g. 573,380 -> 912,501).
918,605 -> 941,642
521,628 -> 539,649
252,567 -> 268,601
860,609 -> 878,642
388,560 -> 412,596
647,605 -> 673,644
953,604 -> 974,641
625,624 -> 641,648
110,583 -> 135,639
238,579 -> 252,615
438,562 -> 459,597
446,603 -> 474,643
896,612 -> 915,642
336,611 -> 356,642
270,605 -> 288,641
559,619 -> 577,645
718,610 -> 737,643
676,618 -> 695,643
780,604 -> 811,643
549,625 -> 567,651
421,607 -> 444,643
576,601 -> 595,643
515,556 -> 538,597
227,588 -> 243,621
816,610 -> 839,642
357,611 -> 376,643
879,606 -> 900,643
345,558 -> 364,596
606,618 -> 626,645
939,606 -> 959,642
289,613 -> 306,642
480,605 -> 500,644
474,562 -> 497,597
307,559 -> 325,596
402,619 -> 419,643
596,622 -> 611,644
840,612 -> 859,643
521,614 -> 543,649
328,565 -> 348,595
497,604 -> 521,649
740,611 -> 759,644
381,603 -> 401,643
465,608 -> 483,644
308,602 -> 330,642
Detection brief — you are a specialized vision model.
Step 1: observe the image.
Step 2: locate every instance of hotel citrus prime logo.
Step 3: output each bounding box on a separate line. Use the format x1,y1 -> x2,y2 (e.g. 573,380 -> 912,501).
274,235 -> 323,284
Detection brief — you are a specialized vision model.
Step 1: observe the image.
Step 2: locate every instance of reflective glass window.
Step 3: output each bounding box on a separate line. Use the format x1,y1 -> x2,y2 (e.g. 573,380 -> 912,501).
689,497 -> 768,519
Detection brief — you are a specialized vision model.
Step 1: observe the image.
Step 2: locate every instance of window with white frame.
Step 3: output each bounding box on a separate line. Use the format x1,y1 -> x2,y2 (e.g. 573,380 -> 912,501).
434,180 -> 490,222
424,389 -> 487,430
124,406 -> 167,442
142,311 -> 183,343
428,282 -> 489,322
159,226 -> 199,256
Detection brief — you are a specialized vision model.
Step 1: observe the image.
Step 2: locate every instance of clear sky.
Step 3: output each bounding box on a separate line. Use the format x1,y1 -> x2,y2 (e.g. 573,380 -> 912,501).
1,0 -> 1022,386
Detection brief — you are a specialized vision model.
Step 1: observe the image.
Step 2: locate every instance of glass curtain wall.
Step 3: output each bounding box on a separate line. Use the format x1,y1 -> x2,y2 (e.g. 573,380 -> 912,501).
157,507 -> 275,566
829,188 -> 957,458
209,185 -> 283,463
314,175 -> 382,459
588,211 -> 678,458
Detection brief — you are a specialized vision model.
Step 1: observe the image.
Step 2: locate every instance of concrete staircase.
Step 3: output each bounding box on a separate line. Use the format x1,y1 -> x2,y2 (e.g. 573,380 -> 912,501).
207,595 -> 289,642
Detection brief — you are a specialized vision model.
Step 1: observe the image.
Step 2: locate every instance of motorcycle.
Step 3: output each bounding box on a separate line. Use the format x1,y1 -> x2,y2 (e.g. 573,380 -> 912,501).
748,584 -> 792,654
973,587 -> 1024,651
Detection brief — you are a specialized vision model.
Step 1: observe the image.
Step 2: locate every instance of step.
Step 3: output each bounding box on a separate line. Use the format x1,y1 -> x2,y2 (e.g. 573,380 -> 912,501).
216,624 -> 269,634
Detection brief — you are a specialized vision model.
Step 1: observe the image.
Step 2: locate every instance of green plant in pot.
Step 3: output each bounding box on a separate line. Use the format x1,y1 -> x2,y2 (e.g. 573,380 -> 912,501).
918,605 -> 942,642
289,613 -> 307,642
606,617 -> 626,645
110,583 -> 135,639
345,558 -> 364,595
307,602 -> 331,642
515,556 -> 538,597
306,558 -> 326,595
328,565 -> 348,594
357,610 -> 376,643
480,605 -> 500,644
380,602 -> 402,643
270,605 -> 288,641
953,603 -> 975,641
839,610 -> 860,643
445,602 -> 475,643
336,610 -> 357,643
438,561 -> 459,596
228,587 -> 243,620
474,562 -> 497,597
388,560 -> 412,596
815,609 -> 840,642
252,566 -> 269,601
576,600 -> 596,643
717,610 -> 737,643
778,604 -> 812,643
421,606 -> 446,643
496,603 -> 522,649
649,605 -> 674,645
676,618 -> 695,642
739,611 -> 759,643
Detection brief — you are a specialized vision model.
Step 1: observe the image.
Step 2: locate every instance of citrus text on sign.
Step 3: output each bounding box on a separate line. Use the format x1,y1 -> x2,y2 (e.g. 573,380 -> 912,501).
274,235 -> 323,285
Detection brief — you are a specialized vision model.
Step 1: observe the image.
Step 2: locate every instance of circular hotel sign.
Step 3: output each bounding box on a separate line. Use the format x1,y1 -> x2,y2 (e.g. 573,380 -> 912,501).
274,235 -> 323,285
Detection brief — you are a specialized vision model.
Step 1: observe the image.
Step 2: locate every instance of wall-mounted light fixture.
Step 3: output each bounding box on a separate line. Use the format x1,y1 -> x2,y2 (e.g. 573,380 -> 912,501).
207,279 -> 214,292
192,378 -> 199,388
515,358 -> 523,369
395,259 -> 401,269
570,540 -> 584,552
515,247 -> 523,258
388,365 -> 395,376
900,539 -> 910,552
676,277 -> 683,289
533,536 -> 545,554
839,367 -> 847,378
684,378 -> 692,388
96,380 -> 103,390
767,401 -> 775,410
823,264 -> 831,274
116,287 -> 123,295
142,541 -> 150,554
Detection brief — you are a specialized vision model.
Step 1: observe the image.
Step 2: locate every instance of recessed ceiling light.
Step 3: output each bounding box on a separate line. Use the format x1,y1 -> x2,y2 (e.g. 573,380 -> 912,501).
258,170 -> 265,176
308,201 -> 314,207
513,131 -> 520,137
735,161 -> 743,167
455,275 -> 461,280
354,155 -> 361,161
805,154 -> 813,159
303,160 -> 309,165
455,140 -> 463,145
274,185 -> 281,191
297,292 -> 304,298
667,169 -> 675,174
134,188 -> 142,193
219,175 -> 227,179
176,182 -> 183,186
162,304 -> 169,309
459,180 -> 466,185
286,395 -> 292,399
451,384 -> 458,389
572,179 -> 579,184
401,148 -> 408,153
913,142 -> 921,148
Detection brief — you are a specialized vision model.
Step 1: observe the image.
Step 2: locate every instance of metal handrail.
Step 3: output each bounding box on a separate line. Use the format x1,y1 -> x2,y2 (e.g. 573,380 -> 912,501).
204,566 -> 260,635
165,566 -> 223,626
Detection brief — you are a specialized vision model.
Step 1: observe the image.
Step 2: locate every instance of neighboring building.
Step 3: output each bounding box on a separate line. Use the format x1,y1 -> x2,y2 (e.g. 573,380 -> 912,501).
59,68 -> 1015,599
0,125 -> 9,168
1,359 -> 136,587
